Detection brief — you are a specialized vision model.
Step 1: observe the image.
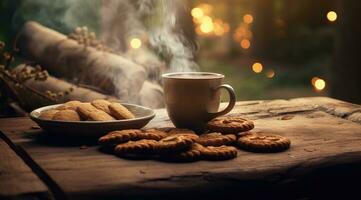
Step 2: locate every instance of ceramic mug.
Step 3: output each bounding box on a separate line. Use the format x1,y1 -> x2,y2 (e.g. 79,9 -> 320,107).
162,72 -> 236,132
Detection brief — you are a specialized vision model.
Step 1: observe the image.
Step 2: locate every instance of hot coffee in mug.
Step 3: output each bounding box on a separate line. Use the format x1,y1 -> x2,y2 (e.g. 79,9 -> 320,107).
162,72 -> 236,132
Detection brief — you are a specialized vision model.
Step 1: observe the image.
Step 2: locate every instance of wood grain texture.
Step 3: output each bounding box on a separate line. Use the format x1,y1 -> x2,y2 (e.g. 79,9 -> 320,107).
0,136 -> 51,199
0,97 -> 361,199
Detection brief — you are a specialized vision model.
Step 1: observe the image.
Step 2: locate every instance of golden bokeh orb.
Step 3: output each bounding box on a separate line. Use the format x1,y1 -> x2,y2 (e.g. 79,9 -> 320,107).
130,38 -> 142,49
240,39 -> 251,49
191,7 -> 204,19
252,62 -> 263,73
314,78 -> 326,91
243,14 -> 254,24
311,77 -> 319,86
266,69 -> 275,78
327,11 -> 337,22
200,23 -> 214,33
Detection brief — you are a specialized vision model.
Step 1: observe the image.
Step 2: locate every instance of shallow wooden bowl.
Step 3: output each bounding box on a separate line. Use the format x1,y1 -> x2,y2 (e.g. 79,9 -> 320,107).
30,103 -> 155,138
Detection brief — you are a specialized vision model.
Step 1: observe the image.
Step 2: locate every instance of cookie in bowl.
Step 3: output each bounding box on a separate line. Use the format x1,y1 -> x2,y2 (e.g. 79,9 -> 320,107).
30,100 -> 155,137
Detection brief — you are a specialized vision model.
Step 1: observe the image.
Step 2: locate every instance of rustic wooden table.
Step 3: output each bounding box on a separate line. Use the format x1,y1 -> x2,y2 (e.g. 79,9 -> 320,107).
1,97 -> 361,200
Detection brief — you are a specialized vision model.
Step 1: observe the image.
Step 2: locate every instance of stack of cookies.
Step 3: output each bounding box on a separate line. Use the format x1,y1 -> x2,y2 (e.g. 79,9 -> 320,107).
39,100 -> 135,121
99,116 -> 291,162
207,116 -> 291,153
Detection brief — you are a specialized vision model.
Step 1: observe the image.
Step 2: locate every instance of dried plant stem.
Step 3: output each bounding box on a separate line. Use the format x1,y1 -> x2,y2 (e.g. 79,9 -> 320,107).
1,69 -> 56,102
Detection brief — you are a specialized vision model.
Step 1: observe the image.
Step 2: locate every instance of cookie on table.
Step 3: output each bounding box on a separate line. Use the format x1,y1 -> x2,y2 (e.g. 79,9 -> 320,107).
108,102 -> 135,120
155,127 -> 174,133
77,103 -> 115,121
52,109 -> 81,121
155,135 -> 194,153
91,99 -> 111,114
56,100 -> 82,110
98,129 -> 143,145
114,139 -> 158,155
99,128 -> 169,146
39,109 -> 59,120
237,132 -> 291,153
207,116 -> 254,134
160,143 -> 204,162
168,128 -> 199,142
142,128 -> 169,141
168,128 -> 195,135
202,145 -> 238,161
196,132 -> 236,147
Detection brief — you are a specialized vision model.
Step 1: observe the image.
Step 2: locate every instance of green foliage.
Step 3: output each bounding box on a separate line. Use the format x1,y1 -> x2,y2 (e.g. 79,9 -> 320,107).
1,0 -> 101,39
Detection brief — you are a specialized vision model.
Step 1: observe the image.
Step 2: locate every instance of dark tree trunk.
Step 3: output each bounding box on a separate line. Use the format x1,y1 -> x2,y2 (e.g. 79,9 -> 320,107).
331,1 -> 361,103
251,0 -> 275,58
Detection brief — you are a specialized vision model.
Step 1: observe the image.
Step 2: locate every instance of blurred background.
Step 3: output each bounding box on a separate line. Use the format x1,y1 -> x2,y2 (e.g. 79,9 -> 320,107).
0,0 -> 360,117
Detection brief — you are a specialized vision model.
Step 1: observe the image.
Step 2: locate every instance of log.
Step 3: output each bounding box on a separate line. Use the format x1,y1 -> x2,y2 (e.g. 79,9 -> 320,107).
16,21 -> 147,102
1,64 -> 116,111
13,65 -> 116,104
124,48 -> 166,83
7,65 -> 164,110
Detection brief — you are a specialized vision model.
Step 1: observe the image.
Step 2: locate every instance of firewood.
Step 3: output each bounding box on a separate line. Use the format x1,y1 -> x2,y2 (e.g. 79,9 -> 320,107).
124,48 -> 166,84
9,65 -> 116,110
16,21 -> 146,101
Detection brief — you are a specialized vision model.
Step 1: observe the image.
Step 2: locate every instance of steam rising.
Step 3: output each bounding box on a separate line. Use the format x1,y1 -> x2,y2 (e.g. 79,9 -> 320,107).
101,0 -> 147,52
13,0 -> 198,73
147,0 -> 199,72
101,0 -> 199,72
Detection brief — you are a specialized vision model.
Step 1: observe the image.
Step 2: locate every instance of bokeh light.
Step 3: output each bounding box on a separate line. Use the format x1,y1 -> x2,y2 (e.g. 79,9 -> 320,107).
311,77 -> 319,86
312,77 -> 326,91
191,4 -> 229,37
327,11 -> 337,22
233,25 -> 253,42
266,69 -> 275,78
200,21 -> 214,33
213,20 -> 225,36
240,39 -> 251,49
243,14 -> 254,24
200,16 -> 212,24
315,79 -> 326,91
252,62 -> 263,73
130,38 -> 142,49
191,7 -> 204,19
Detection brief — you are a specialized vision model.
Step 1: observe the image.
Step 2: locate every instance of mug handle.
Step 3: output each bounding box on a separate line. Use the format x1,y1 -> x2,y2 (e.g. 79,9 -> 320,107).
207,84 -> 236,120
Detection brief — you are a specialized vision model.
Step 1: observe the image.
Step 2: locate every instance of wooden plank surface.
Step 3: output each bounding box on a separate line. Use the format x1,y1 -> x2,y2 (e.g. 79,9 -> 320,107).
1,97 -> 361,199
0,135 -> 51,199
